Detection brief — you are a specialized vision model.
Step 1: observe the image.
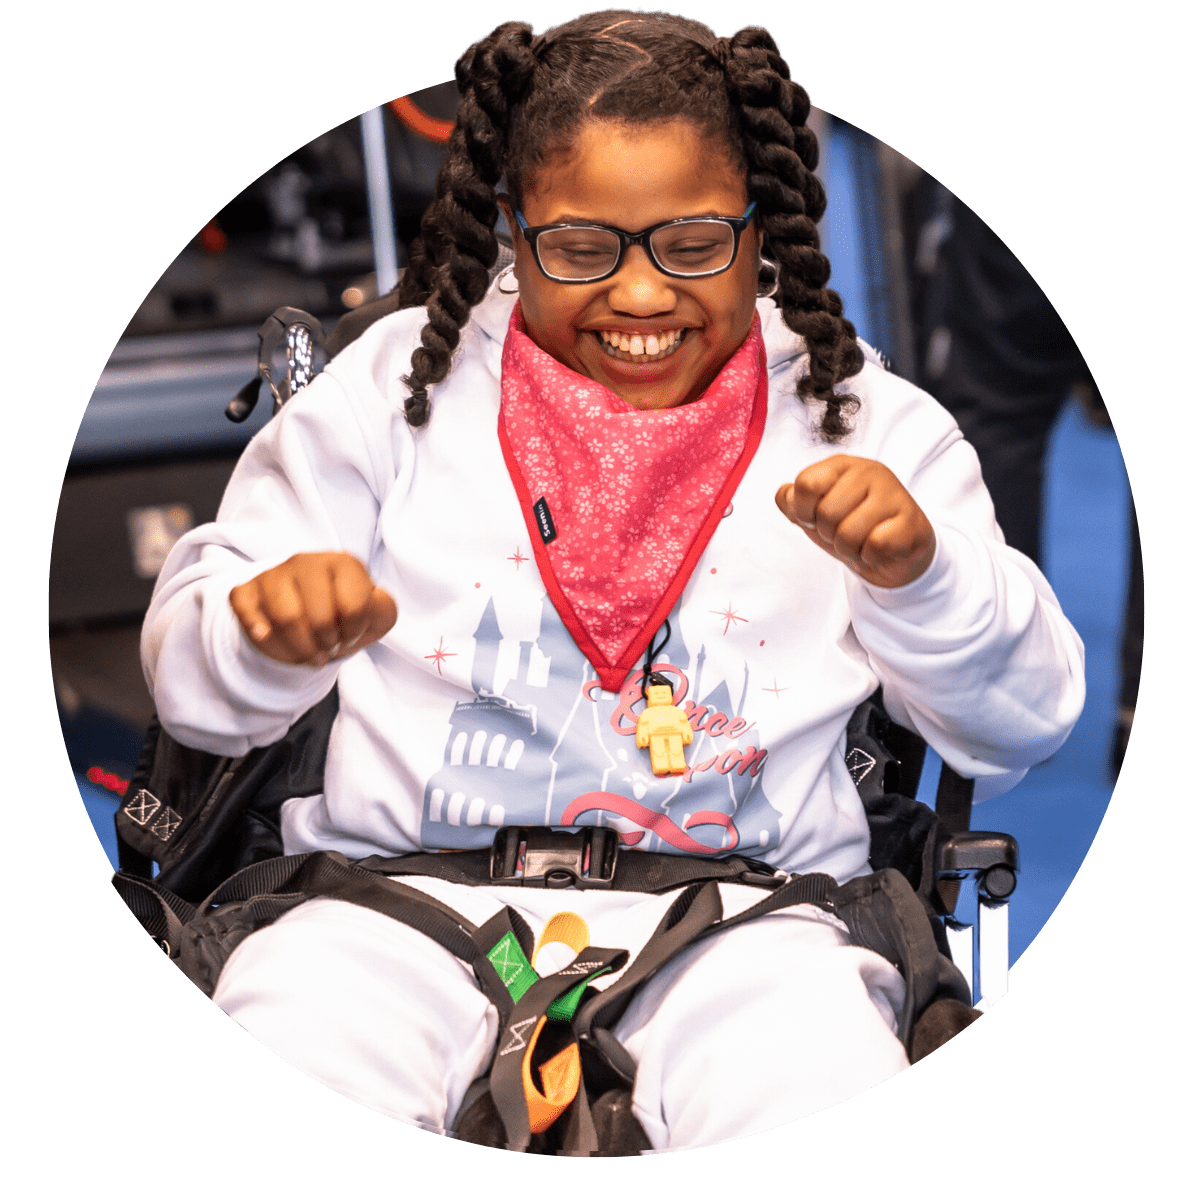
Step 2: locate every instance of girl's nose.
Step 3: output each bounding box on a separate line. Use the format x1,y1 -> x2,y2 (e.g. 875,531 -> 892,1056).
605,244 -> 677,316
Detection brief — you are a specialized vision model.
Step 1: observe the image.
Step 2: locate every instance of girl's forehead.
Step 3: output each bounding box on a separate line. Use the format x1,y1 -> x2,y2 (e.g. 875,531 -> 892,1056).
522,119 -> 747,228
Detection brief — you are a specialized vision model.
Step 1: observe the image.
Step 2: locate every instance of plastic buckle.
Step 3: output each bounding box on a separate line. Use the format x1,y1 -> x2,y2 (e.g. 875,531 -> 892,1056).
736,856 -> 790,888
489,826 -> 619,889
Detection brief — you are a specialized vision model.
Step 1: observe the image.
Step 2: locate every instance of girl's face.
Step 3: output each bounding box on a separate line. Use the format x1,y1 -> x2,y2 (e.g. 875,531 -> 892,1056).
505,120 -> 761,411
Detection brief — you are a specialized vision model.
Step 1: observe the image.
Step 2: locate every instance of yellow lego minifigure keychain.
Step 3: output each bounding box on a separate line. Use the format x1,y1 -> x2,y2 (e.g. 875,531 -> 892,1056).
635,623 -> 692,777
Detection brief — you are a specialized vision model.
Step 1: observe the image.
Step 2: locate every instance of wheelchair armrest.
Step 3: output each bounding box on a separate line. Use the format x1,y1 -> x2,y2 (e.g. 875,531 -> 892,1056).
937,833 -> 1020,1009
936,831 -> 1019,901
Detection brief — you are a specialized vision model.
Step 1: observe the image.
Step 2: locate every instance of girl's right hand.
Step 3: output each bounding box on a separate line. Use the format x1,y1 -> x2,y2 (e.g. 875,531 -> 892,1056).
229,552 -> 398,666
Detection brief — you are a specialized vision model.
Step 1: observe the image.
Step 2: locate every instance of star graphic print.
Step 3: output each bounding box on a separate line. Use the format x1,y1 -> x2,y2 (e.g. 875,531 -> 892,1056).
425,638 -> 456,674
710,603 -> 748,634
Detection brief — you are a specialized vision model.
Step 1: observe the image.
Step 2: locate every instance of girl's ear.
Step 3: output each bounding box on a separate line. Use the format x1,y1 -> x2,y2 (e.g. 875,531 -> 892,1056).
498,195 -> 521,246
499,194 -> 525,280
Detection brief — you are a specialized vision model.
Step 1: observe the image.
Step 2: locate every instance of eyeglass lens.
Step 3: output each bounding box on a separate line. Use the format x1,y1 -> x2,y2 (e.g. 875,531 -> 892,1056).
535,220 -> 737,280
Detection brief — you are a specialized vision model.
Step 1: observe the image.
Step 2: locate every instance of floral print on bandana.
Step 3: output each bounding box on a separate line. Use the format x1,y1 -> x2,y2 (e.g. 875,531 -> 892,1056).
499,304 -> 766,680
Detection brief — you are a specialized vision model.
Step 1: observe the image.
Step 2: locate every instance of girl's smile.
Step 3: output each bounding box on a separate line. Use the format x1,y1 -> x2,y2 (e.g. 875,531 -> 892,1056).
595,327 -> 685,362
504,119 -> 761,411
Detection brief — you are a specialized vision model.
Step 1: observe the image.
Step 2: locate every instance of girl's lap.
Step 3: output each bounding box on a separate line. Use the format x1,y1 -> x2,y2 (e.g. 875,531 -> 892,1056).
212,883 -> 909,1145
213,895 -> 501,1132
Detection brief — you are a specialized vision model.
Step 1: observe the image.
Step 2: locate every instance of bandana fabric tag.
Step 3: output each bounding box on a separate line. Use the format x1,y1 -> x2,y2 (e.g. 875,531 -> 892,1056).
498,305 -> 768,693
532,497 -> 558,545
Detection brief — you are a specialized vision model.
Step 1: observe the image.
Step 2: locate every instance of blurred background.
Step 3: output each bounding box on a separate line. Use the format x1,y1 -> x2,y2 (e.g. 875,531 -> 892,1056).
51,85 -> 1137,969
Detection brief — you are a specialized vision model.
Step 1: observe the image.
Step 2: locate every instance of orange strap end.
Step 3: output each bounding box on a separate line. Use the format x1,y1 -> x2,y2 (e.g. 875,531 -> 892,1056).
522,1017 -> 583,1134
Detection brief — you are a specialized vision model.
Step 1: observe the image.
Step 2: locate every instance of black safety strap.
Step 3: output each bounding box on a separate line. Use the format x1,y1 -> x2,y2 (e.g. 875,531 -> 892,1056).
112,871 -> 194,955
470,907 -> 539,1029
556,1078 -> 599,1157
117,851 -> 620,1049
475,872 -> 897,1155
570,872 -> 840,1094
933,763 -> 976,912
831,867 -> 971,1051
571,868 -> 966,1067
609,850 -> 783,893
934,762 -> 975,836
118,851 -> 482,997
489,945 -> 629,1152
683,871 -> 841,938
358,847 -> 786,894
572,880 -> 724,1078
116,846 -> 971,1149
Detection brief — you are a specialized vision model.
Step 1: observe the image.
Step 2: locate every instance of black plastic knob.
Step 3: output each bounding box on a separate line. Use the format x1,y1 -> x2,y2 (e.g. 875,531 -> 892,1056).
981,865 -> 1017,900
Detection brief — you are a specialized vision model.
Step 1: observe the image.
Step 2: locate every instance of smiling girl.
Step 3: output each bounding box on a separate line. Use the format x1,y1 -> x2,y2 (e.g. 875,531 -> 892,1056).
141,9 -> 1084,1152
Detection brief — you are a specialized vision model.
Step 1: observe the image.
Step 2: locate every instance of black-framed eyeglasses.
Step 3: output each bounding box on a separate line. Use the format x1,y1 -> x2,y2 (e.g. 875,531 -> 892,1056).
513,201 -> 757,283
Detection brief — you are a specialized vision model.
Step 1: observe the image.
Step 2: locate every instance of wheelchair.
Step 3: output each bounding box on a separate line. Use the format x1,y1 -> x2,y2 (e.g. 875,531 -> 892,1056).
111,297 -> 1021,1155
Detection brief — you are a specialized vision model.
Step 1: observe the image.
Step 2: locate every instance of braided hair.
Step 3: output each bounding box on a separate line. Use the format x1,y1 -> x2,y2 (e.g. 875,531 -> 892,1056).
393,10 -> 863,437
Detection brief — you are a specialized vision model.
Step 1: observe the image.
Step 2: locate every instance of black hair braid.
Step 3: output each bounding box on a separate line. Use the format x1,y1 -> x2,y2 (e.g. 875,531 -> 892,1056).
398,22 -> 539,425
392,234 -> 436,312
719,27 -> 864,440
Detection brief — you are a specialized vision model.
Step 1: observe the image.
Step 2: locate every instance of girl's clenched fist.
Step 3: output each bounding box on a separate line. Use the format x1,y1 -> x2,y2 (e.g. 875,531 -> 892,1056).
230,552 -> 398,665
777,456 -> 936,589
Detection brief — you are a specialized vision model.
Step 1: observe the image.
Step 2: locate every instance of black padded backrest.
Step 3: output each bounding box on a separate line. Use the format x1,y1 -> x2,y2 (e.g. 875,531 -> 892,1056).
878,715 -> 929,799
116,689 -> 339,903
844,691 -> 975,916
325,289 -> 403,359
323,240 -> 516,361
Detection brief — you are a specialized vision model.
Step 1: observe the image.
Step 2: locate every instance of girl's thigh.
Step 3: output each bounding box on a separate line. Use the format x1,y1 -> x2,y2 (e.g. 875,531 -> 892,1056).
212,897 -> 498,1133
613,899 -> 911,1150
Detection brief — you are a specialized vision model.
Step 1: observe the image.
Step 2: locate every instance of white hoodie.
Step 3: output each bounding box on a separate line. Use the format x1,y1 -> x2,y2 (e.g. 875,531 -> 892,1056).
141,285 -> 1085,884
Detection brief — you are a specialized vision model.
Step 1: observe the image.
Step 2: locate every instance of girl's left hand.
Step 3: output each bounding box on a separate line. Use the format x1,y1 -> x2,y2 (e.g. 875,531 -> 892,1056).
776,456 -> 936,589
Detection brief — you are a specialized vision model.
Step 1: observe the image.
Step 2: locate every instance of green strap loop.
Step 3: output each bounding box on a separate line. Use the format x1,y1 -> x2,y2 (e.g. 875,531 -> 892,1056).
485,933 -> 614,1021
545,967 -> 611,1023
486,931 -> 539,1004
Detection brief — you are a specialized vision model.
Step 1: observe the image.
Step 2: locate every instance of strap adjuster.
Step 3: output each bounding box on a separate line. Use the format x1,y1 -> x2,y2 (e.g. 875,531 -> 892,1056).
490,826 -> 619,889
735,855 -> 791,888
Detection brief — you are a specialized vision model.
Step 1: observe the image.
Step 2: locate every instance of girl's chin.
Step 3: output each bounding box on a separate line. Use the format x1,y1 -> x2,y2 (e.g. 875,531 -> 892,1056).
597,368 -> 698,409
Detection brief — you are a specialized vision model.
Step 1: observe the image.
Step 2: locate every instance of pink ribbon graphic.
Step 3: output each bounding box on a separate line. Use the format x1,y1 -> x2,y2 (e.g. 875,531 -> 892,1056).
560,792 -> 739,855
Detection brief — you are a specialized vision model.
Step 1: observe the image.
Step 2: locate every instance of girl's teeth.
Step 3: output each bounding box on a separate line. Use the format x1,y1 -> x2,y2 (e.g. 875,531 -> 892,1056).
597,329 -> 685,362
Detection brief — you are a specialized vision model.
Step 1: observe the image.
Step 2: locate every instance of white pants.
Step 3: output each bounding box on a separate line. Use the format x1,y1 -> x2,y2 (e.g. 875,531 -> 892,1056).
213,877 -> 910,1150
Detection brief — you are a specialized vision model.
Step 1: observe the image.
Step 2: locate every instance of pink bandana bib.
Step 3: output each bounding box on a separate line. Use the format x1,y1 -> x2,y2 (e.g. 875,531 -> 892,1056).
498,306 -> 767,693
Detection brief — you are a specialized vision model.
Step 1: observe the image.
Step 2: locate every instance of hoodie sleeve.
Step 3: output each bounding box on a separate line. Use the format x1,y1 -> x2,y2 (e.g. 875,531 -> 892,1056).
845,413 -> 1086,792
141,363 -> 400,756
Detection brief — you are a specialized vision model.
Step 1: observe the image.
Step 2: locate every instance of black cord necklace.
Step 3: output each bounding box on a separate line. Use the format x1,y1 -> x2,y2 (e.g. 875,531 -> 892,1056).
640,619 -> 674,694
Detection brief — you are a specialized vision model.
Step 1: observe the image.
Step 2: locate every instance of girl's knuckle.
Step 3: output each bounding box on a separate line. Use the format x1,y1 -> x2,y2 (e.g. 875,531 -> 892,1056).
269,602 -> 302,628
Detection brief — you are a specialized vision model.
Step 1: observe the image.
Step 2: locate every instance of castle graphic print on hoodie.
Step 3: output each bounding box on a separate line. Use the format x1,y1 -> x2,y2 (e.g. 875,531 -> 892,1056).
419,592 -> 780,856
